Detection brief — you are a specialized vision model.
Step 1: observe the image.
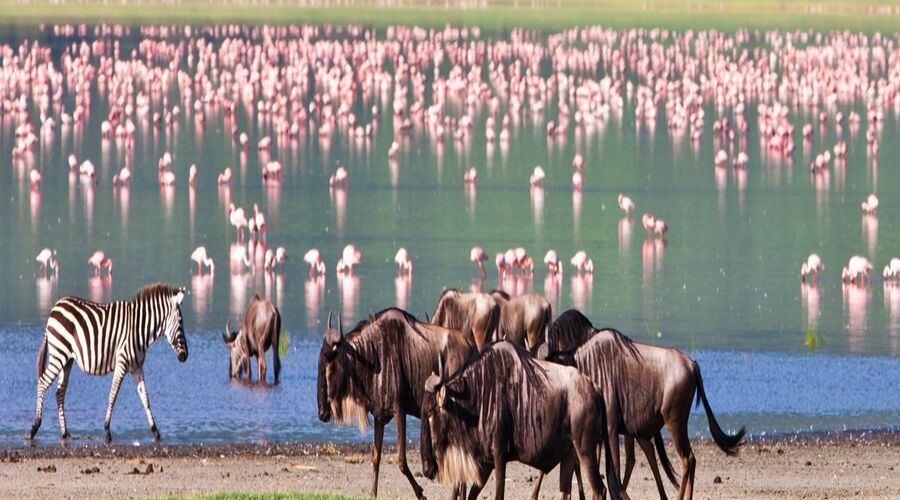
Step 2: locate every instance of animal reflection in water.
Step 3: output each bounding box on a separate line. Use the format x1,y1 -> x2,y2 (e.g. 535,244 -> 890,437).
223,294 -> 282,385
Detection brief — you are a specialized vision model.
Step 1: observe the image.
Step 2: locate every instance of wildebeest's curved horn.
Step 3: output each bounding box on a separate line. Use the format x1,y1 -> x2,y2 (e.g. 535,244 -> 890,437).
339,314 -> 343,335
222,320 -> 237,343
425,372 -> 441,393
327,309 -> 333,330
438,350 -> 446,381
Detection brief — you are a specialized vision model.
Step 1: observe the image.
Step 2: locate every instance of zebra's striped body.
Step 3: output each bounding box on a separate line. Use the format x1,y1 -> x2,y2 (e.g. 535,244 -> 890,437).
29,283 -> 188,443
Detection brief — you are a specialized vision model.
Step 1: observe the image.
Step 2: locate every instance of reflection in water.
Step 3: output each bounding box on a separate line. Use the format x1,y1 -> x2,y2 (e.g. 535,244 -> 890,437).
801,282 -> 822,332
395,274 -> 412,310
229,270 -> 251,319
161,184 -> 175,219
36,275 -> 57,315
862,214 -> 878,258
116,185 -> 129,230
642,238 -> 665,282
886,283 -> 900,355
618,216 -> 632,255
570,273 -> 592,311
571,189 -> 581,238
500,273 -> 531,297
543,273 -> 561,312
29,189 -> 40,232
191,273 -> 214,325
843,283 -> 871,353
305,276 -> 326,330
331,186 -> 347,234
88,275 -> 112,303
531,185 -> 544,234
338,273 -> 360,323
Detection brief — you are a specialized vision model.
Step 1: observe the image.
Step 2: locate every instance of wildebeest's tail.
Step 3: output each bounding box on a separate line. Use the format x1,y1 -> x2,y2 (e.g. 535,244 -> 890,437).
596,393 -> 622,500
36,335 -> 48,380
694,361 -> 745,455
653,430 -> 680,487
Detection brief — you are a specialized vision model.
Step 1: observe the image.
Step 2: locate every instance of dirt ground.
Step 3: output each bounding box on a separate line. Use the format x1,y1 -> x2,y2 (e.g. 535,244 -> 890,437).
1,432 -> 899,499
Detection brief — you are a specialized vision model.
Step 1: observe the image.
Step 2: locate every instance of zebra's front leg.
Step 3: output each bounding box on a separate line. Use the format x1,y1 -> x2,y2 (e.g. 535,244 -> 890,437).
132,369 -> 160,442
56,359 -> 74,442
103,363 -> 127,444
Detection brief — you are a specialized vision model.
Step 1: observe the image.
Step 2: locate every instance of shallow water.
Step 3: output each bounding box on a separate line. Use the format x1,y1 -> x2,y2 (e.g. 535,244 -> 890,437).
1,25 -> 899,446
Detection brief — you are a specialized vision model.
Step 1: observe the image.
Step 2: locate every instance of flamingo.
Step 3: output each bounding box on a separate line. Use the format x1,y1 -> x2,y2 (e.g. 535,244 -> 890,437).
218,167 -> 233,185
618,194 -> 635,215
529,166 -> 545,187
570,251 -> 594,274
67,154 -> 78,171
191,246 -> 215,274
189,164 -> 198,186
654,219 -> 669,239
572,154 -> 585,169
336,244 -> 361,274
544,249 -> 562,275
159,170 -> 176,186
303,248 -> 326,277
29,169 -> 42,192
463,167 -> 477,184
714,149 -> 728,166
572,171 -> 584,191
264,249 -> 275,271
394,247 -> 413,275
113,166 -> 131,187
329,166 -> 349,187
274,247 -> 289,271
883,258 -> 900,281
253,203 -> 267,235
470,246 -> 488,275
36,248 -> 58,276
88,251 -> 113,276
842,255 -> 874,285
495,252 -> 509,276
642,213 -> 656,237
800,254 -> 825,283
861,193 -> 879,214
228,203 -> 247,240
387,141 -> 400,158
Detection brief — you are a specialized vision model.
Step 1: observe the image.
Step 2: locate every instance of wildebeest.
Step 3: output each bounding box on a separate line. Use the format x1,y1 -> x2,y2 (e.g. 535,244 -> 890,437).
431,288 -> 500,351
420,340 -> 621,500
489,290 -> 552,353
317,307 -> 476,499
537,310 -> 745,500
222,294 -> 281,384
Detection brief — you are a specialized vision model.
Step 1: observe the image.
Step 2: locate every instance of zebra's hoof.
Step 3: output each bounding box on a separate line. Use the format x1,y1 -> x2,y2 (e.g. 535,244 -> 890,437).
60,431 -> 71,441
104,432 -> 113,445
151,427 -> 161,443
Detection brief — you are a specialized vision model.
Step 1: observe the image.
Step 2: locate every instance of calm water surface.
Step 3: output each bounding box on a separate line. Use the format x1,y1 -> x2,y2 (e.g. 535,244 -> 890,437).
0,25 -> 898,446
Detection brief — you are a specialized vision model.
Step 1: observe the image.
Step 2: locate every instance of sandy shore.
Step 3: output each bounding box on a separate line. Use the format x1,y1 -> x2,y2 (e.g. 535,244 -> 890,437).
2,432 -> 899,499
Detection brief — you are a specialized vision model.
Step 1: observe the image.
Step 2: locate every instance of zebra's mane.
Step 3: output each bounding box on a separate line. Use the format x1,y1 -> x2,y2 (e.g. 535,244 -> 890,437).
132,283 -> 180,302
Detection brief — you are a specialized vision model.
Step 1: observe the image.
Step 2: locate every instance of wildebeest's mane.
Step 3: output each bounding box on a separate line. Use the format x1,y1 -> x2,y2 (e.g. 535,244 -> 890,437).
443,341 -> 548,401
549,309 -> 639,359
132,283 -> 181,302
489,289 -> 510,301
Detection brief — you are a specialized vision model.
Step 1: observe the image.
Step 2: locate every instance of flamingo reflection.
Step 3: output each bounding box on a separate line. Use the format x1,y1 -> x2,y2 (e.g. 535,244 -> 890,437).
338,272 -> 360,324
801,282 -> 822,332
191,272 -> 214,324
88,275 -> 112,303
395,273 -> 412,310
36,275 -> 57,315
305,276 -> 326,330
885,282 -> 900,355
570,273 -> 592,311
843,282 -> 870,353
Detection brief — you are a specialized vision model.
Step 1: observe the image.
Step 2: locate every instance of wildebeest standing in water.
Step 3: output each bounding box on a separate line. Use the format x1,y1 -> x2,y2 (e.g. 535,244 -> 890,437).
317,308 -> 477,499
538,310 -> 745,500
489,290 -> 551,354
222,294 -> 281,384
431,288 -> 500,351
420,341 -> 621,500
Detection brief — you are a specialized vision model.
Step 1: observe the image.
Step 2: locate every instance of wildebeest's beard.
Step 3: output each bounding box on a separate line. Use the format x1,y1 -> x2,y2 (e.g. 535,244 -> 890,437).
319,341 -> 376,433
420,383 -> 481,486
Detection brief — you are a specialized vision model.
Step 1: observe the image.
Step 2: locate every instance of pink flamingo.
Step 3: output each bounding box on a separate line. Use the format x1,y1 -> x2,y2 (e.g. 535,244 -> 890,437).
329,166 -> 349,188
113,166 -> 131,187
68,154 -> 78,171
463,167 -> 477,184
159,170 -> 176,186
570,251 -> 594,274
572,154 -> 585,169
387,141 -> 400,159
842,255 -> 874,285
264,248 -> 275,272
883,258 -> 900,281
470,246 -> 488,275
642,213 -> 656,237
227,203 -> 247,240
253,203 -> 267,235
495,252 -> 509,276
572,171 -> 584,191
544,249 -> 562,275
218,167 -> 233,185
191,246 -> 215,274
29,169 -> 42,192
529,166 -> 545,187
394,247 -> 413,275
654,219 -> 669,239
800,253 -> 825,283
88,251 -> 113,276
618,193 -> 635,215
861,193 -> 879,214
336,244 -> 361,274
274,247 -> 289,271
35,248 -> 58,276
303,248 -> 326,277
189,164 -> 198,186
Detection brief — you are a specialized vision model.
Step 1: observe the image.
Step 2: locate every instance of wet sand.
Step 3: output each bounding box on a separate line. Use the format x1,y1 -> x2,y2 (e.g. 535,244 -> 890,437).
2,432 -> 899,499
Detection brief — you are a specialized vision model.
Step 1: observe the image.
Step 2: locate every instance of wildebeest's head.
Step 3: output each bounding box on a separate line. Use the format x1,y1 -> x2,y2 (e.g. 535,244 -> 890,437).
316,310 -> 370,431
222,319 -> 249,378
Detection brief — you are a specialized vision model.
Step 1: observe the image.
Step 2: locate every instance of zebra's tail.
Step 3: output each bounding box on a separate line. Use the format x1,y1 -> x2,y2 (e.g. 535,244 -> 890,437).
36,335 -> 48,380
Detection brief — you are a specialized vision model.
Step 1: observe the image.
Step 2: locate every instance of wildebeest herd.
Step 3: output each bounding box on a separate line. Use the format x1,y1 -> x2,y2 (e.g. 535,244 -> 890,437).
29,284 -> 743,500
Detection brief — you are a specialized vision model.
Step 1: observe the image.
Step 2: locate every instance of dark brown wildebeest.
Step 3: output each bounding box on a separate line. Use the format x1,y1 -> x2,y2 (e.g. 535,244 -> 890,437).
420,340 -> 622,500
431,288 -> 500,351
222,294 -> 281,384
317,307 -> 476,499
537,310 -> 745,500
489,290 -> 551,354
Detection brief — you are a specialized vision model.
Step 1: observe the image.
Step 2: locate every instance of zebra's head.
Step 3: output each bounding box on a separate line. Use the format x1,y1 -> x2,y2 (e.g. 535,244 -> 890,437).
165,287 -> 189,363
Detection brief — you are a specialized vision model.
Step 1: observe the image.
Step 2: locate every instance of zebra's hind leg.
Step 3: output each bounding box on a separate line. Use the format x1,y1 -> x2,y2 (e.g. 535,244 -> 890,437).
132,369 -> 160,442
103,363 -> 127,444
29,349 -> 65,441
56,359 -> 74,442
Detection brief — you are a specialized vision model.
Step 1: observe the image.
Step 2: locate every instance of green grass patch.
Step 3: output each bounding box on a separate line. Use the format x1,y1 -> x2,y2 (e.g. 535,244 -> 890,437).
1,0 -> 900,31
804,324 -> 825,350
155,493 -> 371,500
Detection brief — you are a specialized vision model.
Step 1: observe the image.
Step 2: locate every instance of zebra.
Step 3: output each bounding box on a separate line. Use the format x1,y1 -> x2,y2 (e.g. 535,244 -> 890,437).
28,283 -> 189,444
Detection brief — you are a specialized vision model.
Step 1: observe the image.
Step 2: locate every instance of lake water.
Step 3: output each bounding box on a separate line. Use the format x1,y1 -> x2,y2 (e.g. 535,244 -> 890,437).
1,24 -> 898,446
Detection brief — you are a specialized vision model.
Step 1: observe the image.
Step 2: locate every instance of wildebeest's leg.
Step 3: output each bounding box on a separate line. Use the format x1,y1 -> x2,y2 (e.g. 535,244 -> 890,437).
666,418 -> 695,500
371,418 -> 385,497
257,343 -> 268,384
558,451 -> 577,499
636,437 -> 668,500
132,369 -> 161,442
466,469 -> 491,500
575,464 -> 586,500
621,436 -> 636,490
607,428 -> 624,498
395,413 -> 425,499
103,361 -> 128,444
574,438 -> 606,500
530,471 -> 545,500
493,454 -> 506,499
55,359 -> 74,441
272,326 -> 281,383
